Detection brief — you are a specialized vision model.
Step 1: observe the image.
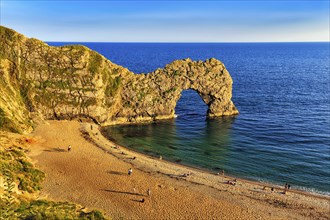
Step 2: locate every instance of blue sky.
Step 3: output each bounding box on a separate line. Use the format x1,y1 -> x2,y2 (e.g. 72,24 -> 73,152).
1,0 -> 329,42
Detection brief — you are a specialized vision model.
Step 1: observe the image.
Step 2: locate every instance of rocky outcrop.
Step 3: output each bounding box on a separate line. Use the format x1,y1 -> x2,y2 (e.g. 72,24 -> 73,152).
116,58 -> 239,123
0,26 -> 238,132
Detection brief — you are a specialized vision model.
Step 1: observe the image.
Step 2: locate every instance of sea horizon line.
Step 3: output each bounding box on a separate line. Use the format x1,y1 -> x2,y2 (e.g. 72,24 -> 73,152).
46,41 -> 330,44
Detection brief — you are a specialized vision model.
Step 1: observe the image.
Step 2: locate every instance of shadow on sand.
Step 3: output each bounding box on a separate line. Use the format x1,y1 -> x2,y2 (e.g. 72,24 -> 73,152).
44,148 -> 67,152
106,170 -> 127,175
131,199 -> 145,203
103,189 -> 145,197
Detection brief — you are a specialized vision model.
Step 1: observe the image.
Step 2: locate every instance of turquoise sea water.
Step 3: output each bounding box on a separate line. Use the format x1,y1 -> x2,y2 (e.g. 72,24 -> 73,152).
49,42 -> 330,195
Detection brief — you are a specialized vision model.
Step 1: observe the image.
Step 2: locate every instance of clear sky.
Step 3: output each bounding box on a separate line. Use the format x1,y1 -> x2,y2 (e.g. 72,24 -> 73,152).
1,0 -> 329,42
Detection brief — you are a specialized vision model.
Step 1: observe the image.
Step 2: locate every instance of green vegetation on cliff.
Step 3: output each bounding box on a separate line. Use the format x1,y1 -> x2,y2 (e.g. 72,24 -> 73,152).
0,108 -> 18,133
0,145 -> 44,193
0,25 -> 238,131
105,76 -> 121,97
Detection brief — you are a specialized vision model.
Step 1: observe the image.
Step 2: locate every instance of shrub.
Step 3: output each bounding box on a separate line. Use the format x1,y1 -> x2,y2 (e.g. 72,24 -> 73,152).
105,76 -> 121,97
88,53 -> 103,75
0,108 -> 19,133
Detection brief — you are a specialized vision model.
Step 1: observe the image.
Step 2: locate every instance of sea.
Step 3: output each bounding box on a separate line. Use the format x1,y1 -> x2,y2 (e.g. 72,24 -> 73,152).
48,42 -> 330,195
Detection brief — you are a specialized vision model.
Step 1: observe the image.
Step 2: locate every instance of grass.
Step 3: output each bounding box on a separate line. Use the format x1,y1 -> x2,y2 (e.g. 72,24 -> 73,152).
172,70 -> 181,76
0,144 -> 45,194
1,198 -> 107,220
4,200 -> 106,220
0,108 -> 19,133
88,53 -> 103,75
0,25 -> 22,43
105,76 -> 121,97
20,80 -> 35,112
164,87 -> 177,94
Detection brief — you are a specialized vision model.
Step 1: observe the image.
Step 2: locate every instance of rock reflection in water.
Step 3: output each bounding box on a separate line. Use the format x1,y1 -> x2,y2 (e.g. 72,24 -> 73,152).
101,116 -> 235,171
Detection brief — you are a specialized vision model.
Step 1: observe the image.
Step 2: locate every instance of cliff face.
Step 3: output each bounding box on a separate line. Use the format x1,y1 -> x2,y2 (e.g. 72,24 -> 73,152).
0,26 -> 238,133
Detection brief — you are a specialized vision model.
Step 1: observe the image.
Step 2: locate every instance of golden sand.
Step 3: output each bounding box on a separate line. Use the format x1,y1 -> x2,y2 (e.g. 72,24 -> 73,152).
28,120 -> 329,219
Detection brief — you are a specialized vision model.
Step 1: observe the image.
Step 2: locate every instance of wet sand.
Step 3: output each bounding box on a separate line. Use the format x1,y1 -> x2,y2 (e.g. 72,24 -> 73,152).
28,120 -> 330,219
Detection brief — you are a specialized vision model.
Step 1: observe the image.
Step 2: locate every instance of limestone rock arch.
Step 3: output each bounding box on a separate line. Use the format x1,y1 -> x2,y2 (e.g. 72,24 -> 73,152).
114,58 -> 239,123
0,26 -> 238,131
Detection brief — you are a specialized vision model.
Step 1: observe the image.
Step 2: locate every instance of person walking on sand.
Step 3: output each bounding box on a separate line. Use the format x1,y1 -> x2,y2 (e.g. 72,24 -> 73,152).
68,145 -> 72,152
128,168 -> 133,175
147,188 -> 151,196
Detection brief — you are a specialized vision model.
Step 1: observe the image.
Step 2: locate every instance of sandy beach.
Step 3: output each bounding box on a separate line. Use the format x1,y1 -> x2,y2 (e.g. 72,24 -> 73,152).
28,120 -> 329,219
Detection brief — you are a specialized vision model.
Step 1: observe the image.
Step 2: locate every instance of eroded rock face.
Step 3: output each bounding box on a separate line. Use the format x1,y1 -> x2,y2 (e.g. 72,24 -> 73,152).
116,58 -> 239,123
0,26 -> 238,132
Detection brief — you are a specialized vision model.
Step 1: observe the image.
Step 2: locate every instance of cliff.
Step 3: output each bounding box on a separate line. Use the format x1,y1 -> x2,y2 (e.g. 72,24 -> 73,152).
0,26 -> 238,133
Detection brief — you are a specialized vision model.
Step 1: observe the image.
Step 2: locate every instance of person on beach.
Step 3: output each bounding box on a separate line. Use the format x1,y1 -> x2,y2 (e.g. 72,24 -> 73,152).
140,198 -> 145,203
147,188 -> 151,196
286,184 -> 291,193
68,145 -> 71,152
284,183 -> 288,194
227,180 -> 236,186
128,168 -> 133,175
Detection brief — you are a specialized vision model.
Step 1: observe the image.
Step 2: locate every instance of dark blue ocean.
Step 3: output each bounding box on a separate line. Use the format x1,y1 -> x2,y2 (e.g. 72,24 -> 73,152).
49,42 -> 330,195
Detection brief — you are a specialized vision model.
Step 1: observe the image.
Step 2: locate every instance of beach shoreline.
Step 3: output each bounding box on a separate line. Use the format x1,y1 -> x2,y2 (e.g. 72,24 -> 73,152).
28,120 -> 330,219
99,123 -> 329,200
99,126 -> 328,199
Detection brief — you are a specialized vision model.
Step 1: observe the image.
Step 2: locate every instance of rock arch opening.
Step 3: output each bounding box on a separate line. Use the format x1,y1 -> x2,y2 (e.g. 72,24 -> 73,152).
175,89 -> 208,119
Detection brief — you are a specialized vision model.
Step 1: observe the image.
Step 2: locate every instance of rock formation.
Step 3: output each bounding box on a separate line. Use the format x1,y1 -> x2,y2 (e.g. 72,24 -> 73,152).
0,26 -> 238,133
